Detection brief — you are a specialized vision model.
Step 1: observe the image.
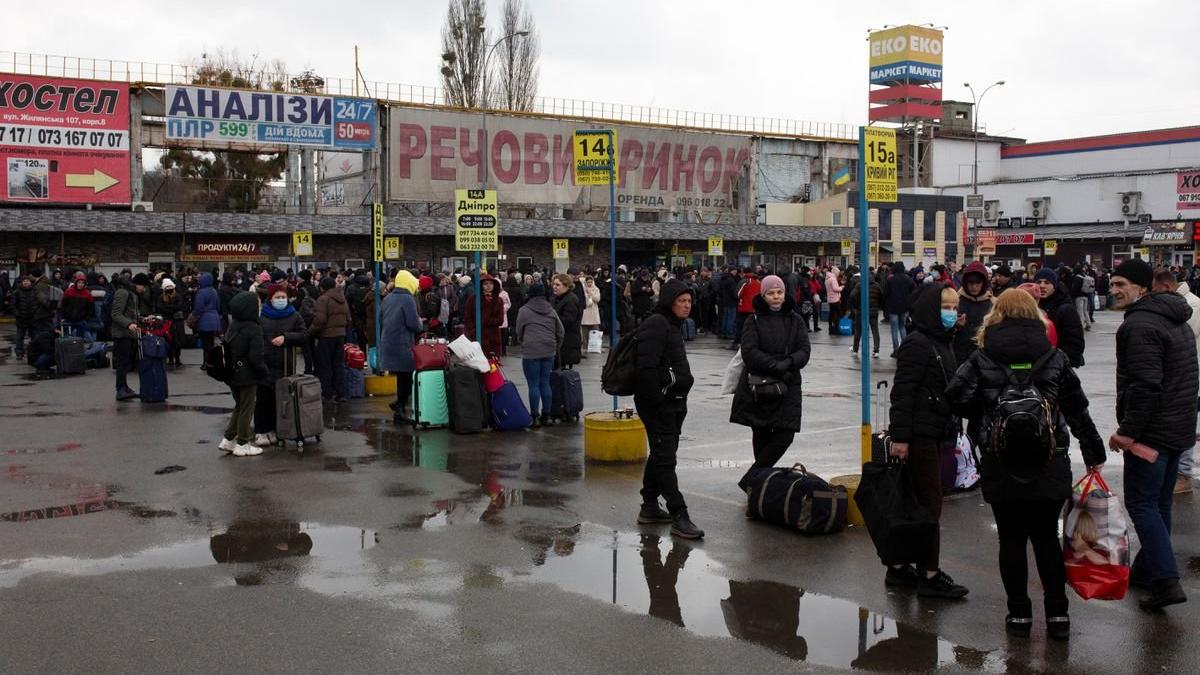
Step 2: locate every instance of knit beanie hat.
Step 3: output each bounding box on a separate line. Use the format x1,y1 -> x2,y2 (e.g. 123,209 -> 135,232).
1113,258 -> 1153,289
320,276 -> 336,291
759,274 -> 785,297
1033,268 -> 1059,287
257,271 -> 271,284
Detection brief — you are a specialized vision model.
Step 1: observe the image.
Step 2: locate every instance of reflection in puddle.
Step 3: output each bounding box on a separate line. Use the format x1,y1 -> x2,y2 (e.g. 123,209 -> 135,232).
161,404 -> 233,415
0,522 -> 376,590
508,527 -> 1003,672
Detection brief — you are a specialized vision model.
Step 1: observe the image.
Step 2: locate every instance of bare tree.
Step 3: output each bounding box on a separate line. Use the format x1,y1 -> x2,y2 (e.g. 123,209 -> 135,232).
492,0 -> 539,111
440,0 -> 490,108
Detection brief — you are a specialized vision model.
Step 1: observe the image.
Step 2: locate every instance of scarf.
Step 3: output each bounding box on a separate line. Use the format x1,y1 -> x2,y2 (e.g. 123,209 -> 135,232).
261,303 -> 296,320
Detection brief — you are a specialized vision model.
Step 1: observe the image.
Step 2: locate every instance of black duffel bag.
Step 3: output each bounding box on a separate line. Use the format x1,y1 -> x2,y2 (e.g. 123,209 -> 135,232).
745,464 -> 848,534
854,460 -> 938,566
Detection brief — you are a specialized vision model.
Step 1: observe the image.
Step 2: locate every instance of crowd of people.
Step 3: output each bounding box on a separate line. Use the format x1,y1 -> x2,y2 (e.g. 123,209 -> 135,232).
2,254 -> 1196,633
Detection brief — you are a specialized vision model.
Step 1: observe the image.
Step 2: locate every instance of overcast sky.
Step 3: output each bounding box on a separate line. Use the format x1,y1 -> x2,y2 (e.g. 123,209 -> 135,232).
6,0 -> 1198,142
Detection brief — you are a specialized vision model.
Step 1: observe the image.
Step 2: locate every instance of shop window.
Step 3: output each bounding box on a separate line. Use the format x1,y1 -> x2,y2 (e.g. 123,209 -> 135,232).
946,212 -> 958,241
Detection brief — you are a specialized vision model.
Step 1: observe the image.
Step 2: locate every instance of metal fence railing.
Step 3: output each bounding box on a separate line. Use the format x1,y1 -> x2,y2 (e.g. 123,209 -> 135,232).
1,51 -> 858,141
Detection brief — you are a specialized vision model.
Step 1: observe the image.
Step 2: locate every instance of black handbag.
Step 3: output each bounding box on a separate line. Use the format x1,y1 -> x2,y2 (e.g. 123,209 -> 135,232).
854,460 -> 938,566
747,373 -> 787,401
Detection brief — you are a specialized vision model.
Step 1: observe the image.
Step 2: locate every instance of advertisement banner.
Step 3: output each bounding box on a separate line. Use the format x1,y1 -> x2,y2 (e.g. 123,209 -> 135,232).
388,107 -> 751,211
977,230 -> 997,256
1177,170 -> 1200,211
181,239 -> 271,262
868,25 -> 944,85
1142,220 -> 1190,245
0,74 -> 130,205
863,127 -> 898,202
165,86 -> 376,151
372,203 -> 384,261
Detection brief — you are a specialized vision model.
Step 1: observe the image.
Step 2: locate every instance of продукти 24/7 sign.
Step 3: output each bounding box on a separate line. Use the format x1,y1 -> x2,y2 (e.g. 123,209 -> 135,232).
165,86 -> 376,151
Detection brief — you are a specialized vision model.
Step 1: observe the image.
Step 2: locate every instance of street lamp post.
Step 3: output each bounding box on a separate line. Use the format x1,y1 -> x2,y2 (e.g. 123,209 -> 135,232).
443,29 -> 529,342
964,80 -> 1004,258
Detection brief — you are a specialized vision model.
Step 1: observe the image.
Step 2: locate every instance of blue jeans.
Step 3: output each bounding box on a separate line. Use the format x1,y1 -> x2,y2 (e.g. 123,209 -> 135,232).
1124,446 -> 1181,583
888,313 -> 908,350
522,357 -> 554,417
720,305 -> 736,338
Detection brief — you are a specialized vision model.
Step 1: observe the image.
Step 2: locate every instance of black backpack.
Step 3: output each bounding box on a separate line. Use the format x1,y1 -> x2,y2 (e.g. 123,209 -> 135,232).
989,352 -> 1056,470
203,340 -> 231,384
601,328 -> 640,396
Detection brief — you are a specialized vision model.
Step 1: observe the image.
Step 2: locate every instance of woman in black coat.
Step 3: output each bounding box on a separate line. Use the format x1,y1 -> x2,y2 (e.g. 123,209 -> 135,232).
886,282 -> 968,599
947,289 -> 1105,640
252,284 -> 309,447
730,275 -> 810,491
551,273 -> 583,368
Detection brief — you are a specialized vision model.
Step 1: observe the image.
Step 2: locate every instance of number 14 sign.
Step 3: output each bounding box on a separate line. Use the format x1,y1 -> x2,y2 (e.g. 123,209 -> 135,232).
863,127 -> 897,203
572,129 -> 619,186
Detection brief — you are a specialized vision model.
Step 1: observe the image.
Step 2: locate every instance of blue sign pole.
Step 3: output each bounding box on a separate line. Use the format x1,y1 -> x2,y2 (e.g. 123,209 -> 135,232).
373,260 -> 382,372
607,130 -> 618,413
857,126 -> 872,464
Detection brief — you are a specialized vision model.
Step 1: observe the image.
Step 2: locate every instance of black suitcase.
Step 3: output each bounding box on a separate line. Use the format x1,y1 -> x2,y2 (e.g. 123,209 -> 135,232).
549,368 -> 584,421
445,364 -> 488,434
854,460 -> 939,566
745,464 -> 848,534
55,336 -> 87,375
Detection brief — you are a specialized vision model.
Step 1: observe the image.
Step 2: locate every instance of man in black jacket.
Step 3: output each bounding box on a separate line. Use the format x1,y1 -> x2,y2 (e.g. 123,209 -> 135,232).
882,262 -> 916,357
634,279 -> 702,539
11,276 -> 37,359
717,267 -> 739,339
1109,258 -> 1197,611
1034,268 -> 1085,367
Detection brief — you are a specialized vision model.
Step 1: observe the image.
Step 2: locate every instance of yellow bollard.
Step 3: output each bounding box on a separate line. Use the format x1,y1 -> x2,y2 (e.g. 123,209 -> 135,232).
830,422 -> 873,528
583,411 -> 648,462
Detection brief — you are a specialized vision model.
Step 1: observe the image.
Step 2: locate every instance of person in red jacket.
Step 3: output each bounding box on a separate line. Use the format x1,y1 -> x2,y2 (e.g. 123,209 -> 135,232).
731,270 -> 760,349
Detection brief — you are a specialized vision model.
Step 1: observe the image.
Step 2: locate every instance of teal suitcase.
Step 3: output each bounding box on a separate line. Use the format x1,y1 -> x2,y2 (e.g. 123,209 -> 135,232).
413,369 -> 450,428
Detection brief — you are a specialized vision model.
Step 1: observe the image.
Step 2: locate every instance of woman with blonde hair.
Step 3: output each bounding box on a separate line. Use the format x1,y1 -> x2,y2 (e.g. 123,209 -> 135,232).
946,287 -> 1106,641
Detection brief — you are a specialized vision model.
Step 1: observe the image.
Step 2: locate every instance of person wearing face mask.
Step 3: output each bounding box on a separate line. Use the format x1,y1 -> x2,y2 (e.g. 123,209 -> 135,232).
251,284 -> 309,447
885,283 -> 968,599
729,275 -> 811,492
60,272 -> 96,341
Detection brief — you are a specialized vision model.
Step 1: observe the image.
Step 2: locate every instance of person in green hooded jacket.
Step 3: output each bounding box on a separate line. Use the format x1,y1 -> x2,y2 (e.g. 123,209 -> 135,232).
219,291 -> 270,457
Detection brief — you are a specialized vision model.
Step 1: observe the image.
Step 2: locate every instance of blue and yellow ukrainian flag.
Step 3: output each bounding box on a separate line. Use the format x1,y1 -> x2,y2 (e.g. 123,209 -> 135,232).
832,166 -> 851,186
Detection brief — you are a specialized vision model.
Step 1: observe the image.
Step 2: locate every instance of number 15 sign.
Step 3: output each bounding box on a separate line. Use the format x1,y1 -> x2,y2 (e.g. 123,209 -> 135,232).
864,127 -> 897,203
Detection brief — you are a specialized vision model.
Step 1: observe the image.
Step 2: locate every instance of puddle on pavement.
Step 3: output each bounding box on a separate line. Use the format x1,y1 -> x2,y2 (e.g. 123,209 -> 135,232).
502,526 -> 1003,671
161,404 -> 234,415
2,442 -> 83,456
0,495 -> 174,523
383,483 -> 432,498
397,487 -> 571,531
0,522 -> 377,589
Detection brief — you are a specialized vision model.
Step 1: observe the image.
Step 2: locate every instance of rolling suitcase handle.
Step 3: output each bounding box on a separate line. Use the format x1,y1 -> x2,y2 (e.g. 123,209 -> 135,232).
874,379 -> 889,429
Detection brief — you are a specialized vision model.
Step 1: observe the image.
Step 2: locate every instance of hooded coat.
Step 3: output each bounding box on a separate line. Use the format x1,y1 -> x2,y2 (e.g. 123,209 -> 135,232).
889,284 -> 958,443
379,271 -> 423,373
1039,282 -> 1085,367
946,318 -> 1105,502
552,288 -> 583,366
730,295 -> 811,431
110,275 -> 141,340
60,282 -> 95,323
309,284 -> 350,339
635,279 -> 695,408
1116,292 -> 1200,451
953,262 -> 995,364
515,294 -> 564,360
882,262 -> 916,315
191,273 -> 222,333
224,291 -> 269,388
463,280 -> 506,358
825,269 -> 843,304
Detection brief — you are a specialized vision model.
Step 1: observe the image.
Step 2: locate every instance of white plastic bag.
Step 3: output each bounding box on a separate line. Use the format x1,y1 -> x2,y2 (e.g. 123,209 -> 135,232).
448,335 -> 491,373
587,330 -> 603,354
953,431 -> 979,490
721,349 -> 744,395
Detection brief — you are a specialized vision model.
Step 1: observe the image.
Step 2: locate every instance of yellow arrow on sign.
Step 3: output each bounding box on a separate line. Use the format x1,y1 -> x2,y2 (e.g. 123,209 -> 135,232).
65,169 -> 119,193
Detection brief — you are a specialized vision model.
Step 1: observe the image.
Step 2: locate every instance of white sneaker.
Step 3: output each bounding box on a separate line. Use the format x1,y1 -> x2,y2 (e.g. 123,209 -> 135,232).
218,437 -> 237,454
252,433 -> 272,447
232,443 -> 263,457
267,431 -> 278,445
873,352 -> 880,359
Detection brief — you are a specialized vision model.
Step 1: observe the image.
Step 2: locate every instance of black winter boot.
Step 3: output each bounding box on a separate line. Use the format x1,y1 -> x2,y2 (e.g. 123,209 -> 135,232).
670,510 -> 704,539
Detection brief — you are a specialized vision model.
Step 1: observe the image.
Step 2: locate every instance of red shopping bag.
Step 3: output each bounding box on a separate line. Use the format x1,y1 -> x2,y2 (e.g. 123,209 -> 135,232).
1062,471 -> 1130,601
412,336 -> 448,372
482,356 -> 506,393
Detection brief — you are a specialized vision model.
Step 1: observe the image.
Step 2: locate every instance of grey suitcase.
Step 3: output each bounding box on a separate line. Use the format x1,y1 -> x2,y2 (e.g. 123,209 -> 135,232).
276,349 -> 323,449
55,336 -> 87,375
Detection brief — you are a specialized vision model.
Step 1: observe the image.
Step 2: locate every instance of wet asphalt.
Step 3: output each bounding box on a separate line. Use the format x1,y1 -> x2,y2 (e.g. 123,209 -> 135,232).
0,311 -> 1196,674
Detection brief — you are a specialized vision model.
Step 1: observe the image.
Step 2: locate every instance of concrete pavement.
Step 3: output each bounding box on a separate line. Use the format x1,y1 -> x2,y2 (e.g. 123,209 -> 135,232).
0,310 -> 1196,674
